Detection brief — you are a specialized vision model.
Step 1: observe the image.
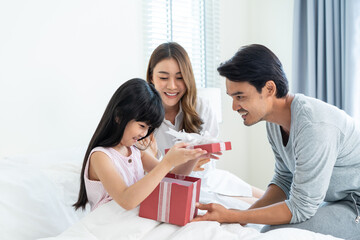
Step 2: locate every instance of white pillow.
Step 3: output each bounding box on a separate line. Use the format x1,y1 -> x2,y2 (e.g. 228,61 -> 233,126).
0,147 -> 89,240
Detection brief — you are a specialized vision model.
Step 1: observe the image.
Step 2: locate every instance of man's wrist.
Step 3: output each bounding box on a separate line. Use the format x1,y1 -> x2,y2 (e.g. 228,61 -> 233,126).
223,209 -> 243,224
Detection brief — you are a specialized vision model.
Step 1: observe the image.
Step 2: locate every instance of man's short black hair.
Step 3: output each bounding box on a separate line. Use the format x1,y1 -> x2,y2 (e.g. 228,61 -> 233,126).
217,44 -> 289,98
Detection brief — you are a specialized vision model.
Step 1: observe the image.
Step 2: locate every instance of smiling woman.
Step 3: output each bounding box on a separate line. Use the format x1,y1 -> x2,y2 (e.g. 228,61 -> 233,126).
146,42 -> 203,135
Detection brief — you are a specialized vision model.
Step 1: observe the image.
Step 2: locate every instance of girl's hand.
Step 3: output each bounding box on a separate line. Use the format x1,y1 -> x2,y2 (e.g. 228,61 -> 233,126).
163,142 -> 207,167
137,133 -> 158,157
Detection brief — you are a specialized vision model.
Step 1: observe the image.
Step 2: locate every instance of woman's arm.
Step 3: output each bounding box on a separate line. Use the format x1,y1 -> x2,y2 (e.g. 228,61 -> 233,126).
191,96 -> 220,171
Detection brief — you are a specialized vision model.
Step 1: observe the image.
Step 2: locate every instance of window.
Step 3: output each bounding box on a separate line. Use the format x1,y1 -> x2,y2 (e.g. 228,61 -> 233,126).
143,0 -> 220,88
348,0 -> 360,122
352,5 -> 360,122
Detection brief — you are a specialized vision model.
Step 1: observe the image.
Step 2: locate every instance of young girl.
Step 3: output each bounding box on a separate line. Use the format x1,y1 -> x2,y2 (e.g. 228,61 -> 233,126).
143,42 -> 264,207
73,78 -> 208,211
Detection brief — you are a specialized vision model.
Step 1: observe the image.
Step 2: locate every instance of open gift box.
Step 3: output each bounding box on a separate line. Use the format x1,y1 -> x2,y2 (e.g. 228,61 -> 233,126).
165,141 -> 232,154
139,173 -> 201,226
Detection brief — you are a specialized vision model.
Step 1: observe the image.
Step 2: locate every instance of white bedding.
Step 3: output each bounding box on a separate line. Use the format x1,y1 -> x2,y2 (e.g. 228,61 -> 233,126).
0,147 -> 89,240
0,147 -> 343,240
39,201 -> 341,240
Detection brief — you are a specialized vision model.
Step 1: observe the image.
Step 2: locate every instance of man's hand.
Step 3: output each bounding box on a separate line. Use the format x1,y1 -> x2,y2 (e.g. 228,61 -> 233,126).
192,203 -> 233,223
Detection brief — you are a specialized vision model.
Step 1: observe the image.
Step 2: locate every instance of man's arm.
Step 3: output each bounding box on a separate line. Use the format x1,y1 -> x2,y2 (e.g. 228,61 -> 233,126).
248,184 -> 287,209
193,201 -> 292,225
193,184 -> 292,225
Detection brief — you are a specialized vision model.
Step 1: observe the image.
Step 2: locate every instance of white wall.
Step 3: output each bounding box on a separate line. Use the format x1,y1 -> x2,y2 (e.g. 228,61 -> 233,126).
0,0 -> 144,157
0,0 -> 294,190
216,0 -> 251,185
217,0 -> 294,189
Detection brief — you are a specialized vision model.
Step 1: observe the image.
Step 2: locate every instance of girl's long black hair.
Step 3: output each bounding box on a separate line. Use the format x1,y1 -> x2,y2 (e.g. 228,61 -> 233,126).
73,78 -> 164,210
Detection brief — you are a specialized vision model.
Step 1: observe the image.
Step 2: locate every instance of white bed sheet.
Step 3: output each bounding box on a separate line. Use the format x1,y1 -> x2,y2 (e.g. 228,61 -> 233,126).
39,200 -> 342,240
0,147 -> 343,240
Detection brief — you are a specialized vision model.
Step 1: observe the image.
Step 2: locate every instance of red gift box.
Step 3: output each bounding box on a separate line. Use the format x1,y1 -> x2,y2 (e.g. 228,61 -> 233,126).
165,141 -> 232,154
139,173 -> 201,226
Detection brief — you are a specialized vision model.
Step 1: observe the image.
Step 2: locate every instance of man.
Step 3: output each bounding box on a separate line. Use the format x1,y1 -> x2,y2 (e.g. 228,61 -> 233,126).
193,44 -> 360,239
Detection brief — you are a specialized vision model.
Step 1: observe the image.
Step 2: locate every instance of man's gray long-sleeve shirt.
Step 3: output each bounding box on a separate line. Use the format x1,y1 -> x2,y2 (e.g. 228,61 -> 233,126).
266,94 -> 360,223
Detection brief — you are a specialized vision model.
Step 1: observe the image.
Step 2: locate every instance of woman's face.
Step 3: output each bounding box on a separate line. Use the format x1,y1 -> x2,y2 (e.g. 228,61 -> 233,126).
151,58 -> 186,111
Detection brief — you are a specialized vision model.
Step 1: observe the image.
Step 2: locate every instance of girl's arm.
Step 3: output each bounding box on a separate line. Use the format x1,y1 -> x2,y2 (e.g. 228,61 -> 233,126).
142,152 -> 199,176
170,152 -> 220,175
90,142 -> 206,210
141,147 -> 221,175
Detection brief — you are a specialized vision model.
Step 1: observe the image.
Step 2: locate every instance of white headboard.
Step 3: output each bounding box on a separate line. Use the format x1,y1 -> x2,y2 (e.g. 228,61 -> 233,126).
197,88 -> 222,123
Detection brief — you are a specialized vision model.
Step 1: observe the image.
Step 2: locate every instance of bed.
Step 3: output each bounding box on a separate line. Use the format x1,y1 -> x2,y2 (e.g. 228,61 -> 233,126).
0,147 -> 342,240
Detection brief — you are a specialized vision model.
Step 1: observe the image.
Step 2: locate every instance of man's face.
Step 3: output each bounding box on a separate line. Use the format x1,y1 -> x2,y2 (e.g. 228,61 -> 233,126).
226,79 -> 270,126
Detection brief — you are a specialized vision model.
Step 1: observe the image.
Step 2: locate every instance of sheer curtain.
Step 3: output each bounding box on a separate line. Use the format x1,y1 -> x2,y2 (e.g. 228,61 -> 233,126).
143,0 -> 220,88
292,0 -> 360,120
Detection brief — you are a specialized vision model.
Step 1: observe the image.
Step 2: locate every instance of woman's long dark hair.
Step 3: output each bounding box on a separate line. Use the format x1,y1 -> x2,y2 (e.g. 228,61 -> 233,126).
146,42 -> 203,133
73,78 -> 164,210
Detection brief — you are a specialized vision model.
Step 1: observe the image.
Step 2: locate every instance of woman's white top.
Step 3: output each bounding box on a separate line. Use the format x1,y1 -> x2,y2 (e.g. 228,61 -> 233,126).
155,96 -> 218,162
154,96 -> 252,209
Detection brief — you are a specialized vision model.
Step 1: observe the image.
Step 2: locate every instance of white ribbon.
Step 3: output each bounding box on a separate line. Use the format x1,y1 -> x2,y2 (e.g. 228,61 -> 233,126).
157,181 -> 172,223
166,128 -> 219,145
157,179 -> 199,224
189,181 -> 198,221
219,142 -> 226,151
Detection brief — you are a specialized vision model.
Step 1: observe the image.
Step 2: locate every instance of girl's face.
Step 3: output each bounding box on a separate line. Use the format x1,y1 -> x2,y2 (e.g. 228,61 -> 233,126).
151,58 -> 186,111
121,120 -> 149,147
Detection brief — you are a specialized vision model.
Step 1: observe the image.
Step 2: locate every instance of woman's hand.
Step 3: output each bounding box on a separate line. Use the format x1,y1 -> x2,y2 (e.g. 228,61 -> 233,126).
163,142 -> 207,168
192,151 -> 222,171
193,158 -> 210,171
